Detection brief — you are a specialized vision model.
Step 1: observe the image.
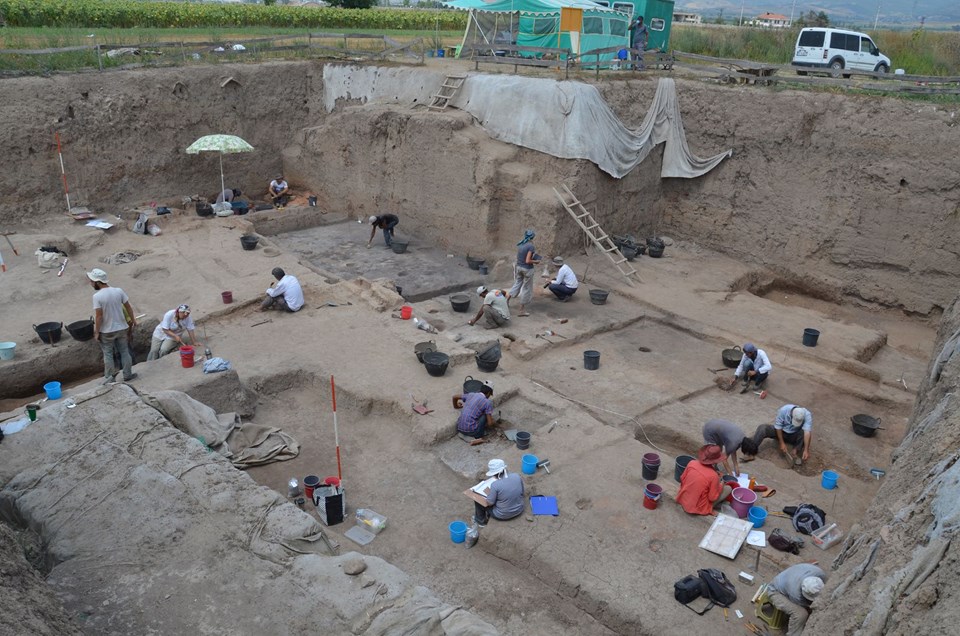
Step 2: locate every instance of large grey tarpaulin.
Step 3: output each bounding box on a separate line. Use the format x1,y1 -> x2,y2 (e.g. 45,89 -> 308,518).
322,66 -> 732,179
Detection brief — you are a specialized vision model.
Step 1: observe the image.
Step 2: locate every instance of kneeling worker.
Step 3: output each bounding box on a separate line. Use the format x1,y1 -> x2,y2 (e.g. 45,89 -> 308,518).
468,286 -> 511,329
261,267 -> 304,312
545,256 -> 578,301
454,383 -> 495,439
473,458 -> 524,527
766,563 -> 827,635
148,304 -> 200,360
676,445 -> 733,516
743,404 -> 812,466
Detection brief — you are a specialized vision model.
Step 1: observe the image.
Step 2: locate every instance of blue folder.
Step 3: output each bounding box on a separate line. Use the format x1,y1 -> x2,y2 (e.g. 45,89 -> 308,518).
530,495 -> 559,516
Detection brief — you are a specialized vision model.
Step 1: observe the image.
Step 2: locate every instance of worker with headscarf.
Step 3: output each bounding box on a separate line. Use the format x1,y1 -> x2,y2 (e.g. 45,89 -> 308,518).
367,213 -> 400,248
766,563 -> 827,635
508,229 -> 540,317
734,342 -> 772,393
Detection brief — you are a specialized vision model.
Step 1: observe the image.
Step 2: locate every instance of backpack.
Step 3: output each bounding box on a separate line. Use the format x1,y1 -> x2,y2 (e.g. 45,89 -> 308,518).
769,527 -> 803,554
673,575 -> 702,604
789,503 -> 826,535
674,569 -> 737,615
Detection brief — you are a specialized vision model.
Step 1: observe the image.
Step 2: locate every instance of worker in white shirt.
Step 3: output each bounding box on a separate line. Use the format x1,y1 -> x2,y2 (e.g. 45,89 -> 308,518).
544,256 -> 579,302
260,267 -> 305,312
734,342 -> 772,393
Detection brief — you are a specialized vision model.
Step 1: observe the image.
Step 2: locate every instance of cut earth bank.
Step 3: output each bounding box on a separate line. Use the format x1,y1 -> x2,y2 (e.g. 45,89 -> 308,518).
0,59 -> 956,635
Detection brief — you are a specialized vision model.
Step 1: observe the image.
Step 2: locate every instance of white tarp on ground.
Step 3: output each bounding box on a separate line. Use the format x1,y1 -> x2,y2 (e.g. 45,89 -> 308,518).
322,65 -> 732,179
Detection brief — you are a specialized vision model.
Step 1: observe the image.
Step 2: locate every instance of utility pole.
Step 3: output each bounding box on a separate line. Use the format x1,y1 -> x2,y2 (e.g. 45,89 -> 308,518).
739,0 -> 745,27
874,1 -> 881,30
789,0 -> 797,26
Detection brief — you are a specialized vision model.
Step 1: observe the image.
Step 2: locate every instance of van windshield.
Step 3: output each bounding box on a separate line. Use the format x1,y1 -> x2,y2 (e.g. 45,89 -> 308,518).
798,31 -> 825,47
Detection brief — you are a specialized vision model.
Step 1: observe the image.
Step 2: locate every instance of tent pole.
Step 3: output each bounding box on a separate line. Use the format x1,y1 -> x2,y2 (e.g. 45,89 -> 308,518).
219,152 -> 225,200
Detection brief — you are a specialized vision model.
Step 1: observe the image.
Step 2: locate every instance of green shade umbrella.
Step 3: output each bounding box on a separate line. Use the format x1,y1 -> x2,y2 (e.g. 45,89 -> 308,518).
186,134 -> 255,201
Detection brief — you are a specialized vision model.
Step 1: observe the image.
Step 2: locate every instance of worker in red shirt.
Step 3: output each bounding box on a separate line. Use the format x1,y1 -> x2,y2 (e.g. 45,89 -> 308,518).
676,445 -> 734,516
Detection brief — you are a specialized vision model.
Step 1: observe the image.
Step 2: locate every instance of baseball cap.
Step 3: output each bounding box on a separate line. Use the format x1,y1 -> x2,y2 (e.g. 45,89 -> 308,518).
476,286 -> 488,297
86,268 -> 108,283
792,407 -> 808,428
369,215 -> 378,223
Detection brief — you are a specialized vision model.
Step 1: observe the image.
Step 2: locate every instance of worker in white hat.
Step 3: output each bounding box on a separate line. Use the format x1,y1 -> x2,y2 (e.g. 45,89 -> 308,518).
544,255 -> 579,302
473,458 -> 525,527
148,304 -> 200,361
366,212 -> 400,248
87,268 -> 138,384
742,404 -> 813,467
766,563 -> 827,635
467,285 -> 511,329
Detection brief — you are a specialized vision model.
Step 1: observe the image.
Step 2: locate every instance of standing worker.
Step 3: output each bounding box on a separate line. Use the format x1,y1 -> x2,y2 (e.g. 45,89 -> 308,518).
509,229 -> 540,317
148,304 -> 200,361
468,286 -> 511,329
734,342 -> 772,393
630,15 -> 648,70
544,256 -> 578,302
88,268 -> 138,384
702,419 -> 759,477
766,563 -> 827,635
367,213 -> 400,249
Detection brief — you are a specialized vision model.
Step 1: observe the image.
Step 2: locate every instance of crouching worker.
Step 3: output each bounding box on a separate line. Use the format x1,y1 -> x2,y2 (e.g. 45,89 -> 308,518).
676,445 -> 733,516
545,256 -> 578,301
261,267 -> 304,312
148,304 -> 199,360
468,286 -> 511,329
766,564 -> 827,635
473,459 -> 524,527
454,383 -> 495,439
735,342 -> 772,393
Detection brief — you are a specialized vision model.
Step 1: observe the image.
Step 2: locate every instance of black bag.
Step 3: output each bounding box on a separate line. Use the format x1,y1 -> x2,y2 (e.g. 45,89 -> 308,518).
674,575 -> 703,604
791,503 -> 826,535
769,528 -> 803,554
698,568 -> 737,608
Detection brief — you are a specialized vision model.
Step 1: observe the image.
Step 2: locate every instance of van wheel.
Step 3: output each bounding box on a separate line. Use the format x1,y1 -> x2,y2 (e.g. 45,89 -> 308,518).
830,60 -> 844,78
876,64 -> 889,74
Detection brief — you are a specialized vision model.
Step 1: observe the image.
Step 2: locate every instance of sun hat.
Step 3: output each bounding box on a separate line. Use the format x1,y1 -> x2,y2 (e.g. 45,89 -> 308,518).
697,444 -> 727,465
486,459 -> 507,477
177,304 -> 190,314
476,286 -> 488,297
801,576 -> 824,600
743,343 -> 757,354
552,256 -> 564,266
369,215 -> 378,223
792,407 -> 808,428
86,268 -> 108,283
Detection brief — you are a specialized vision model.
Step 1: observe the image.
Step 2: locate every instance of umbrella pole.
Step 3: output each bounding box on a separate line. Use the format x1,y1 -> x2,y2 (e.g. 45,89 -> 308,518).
219,152 -> 225,201
331,375 -> 341,482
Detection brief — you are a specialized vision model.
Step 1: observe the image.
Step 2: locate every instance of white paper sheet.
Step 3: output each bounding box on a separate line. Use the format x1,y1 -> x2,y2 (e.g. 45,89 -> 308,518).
85,219 -> 114,229
470,477 -> 496,495
737,473 -> 750,489
746,530 -> 767,548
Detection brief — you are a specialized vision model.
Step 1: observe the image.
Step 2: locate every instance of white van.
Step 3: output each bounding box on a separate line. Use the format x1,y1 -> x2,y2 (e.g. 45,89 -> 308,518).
792,27 -> 891,77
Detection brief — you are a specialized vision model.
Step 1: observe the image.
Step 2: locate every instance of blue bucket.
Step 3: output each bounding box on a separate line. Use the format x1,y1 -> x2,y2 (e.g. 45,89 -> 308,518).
43,381 -> 62,400
821,470 -> 839,490
449,520 -> 467,543
522,454 -> 539,475
748,506 -> 767,528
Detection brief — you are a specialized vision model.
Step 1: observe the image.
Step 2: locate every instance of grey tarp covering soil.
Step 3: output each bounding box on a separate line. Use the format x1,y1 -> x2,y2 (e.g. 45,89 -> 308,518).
0,385 -> 496,635
322,66 -> 731,179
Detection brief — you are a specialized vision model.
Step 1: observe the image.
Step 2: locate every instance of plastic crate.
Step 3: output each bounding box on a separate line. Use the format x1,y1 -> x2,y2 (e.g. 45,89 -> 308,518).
355,508 -> 387,534
811,523 -> 843,550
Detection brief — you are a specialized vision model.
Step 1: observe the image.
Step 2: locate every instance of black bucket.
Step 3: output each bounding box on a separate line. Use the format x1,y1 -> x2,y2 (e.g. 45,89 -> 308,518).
463,375 -> 484,394
414,340 -> 437,364
450,294 -> 471,313
642,452 -> 661,480
391,241 -> 409,254
675,455 -> 694,483
584,350 -> 600,370
476,356 -> 499,372
621,246 -> 637,261
803,328 -> 820,347
240,235 -> 259,251
66,317 -> 95,342
515,431 -> 531,450
466,256 -> 485,271
196,202 -> 214,217
422,351 -> 449,377
647,245 -> 664,258
308,196 -> 318,207
33,322 -> 63,344
589,289 -> 609,305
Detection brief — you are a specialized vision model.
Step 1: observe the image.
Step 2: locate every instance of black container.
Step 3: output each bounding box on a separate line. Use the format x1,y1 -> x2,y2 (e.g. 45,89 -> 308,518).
231,201 -> 249,215
66,318 -> 95,342
196,202 -> 214,217
422,351 -> 449,377
240,235 -> 259,251
584,350 -> 600,370
466,256 -> 485,271
391,241 -> 409,254
451,294 -> 471,313
463,375 -> 484,394
647,245 -> 665,258
803,328 -> 820,347
515,431 -> 531,450
621,246 -> 638,261
851,414 -> 882,437
414,340 -> 437,364
589,289 -> 609,305
33,322 -> 62,344
476,356 -> 499,373
674,455 -> 694,483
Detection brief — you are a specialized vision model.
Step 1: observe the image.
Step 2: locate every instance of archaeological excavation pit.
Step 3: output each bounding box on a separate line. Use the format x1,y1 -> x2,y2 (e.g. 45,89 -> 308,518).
1,58 -> 959,635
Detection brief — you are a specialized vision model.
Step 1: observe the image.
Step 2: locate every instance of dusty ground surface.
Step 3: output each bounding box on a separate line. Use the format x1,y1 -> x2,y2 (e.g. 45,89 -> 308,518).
0,60 -> 953,634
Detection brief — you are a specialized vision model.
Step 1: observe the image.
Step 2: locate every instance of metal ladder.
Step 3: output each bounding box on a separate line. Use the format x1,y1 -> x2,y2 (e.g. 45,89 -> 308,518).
553,183 -> 639,285
428,75 -> 467,111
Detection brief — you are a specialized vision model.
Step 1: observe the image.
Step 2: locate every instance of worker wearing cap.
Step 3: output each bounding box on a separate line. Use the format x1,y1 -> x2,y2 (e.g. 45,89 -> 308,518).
734,342 -> 772,393
468,286 -> 511,329
268,175 -> 289,208
743,404 -> 813,466
473,458 -> 524,527
676,444 -> 734,516
766,564 -> 827,635
545,256 -> 579,301
261,267 -> 305,312
88,268 -> 138,384
148,304 -> 200,361
367,213 -> 400,248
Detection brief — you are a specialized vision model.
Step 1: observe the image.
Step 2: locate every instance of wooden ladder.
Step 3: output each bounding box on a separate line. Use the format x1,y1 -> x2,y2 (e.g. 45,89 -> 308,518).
553,183 -> 639,285
428,75 -> 467,111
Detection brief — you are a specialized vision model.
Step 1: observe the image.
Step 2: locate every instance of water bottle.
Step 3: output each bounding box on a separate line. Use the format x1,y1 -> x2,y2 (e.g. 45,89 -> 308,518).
414,317 -> 437,334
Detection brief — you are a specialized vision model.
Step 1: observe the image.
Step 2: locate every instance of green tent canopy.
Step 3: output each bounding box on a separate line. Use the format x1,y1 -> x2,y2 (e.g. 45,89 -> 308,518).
443,0 -> 632,64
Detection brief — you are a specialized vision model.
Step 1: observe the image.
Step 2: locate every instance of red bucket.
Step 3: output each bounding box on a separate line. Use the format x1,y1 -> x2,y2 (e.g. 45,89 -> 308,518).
221,291 -> 233,304
400,305 -> 413,320
179,345 -> 195,368
303,475 -> 320,500
643,483 -> 663,510
324,476 -> 341,487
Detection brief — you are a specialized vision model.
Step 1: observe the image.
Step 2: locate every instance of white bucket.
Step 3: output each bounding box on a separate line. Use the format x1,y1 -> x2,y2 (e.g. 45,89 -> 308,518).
0,342 -> 15,360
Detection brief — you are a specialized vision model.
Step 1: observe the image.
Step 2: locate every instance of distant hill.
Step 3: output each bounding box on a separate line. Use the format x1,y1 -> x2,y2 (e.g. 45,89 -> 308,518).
677,1 -> 960,27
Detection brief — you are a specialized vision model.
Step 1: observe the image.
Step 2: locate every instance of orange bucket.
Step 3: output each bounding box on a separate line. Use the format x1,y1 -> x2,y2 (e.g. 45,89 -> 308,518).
179,345 -> 195,368
400,306 -> 413,320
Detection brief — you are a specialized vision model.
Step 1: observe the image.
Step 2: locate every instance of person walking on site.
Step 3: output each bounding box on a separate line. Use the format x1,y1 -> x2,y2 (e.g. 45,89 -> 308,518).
544,256 -> 578,302
742,404 -> 813,466
88,268 -> 138,384
261,267 -> 305,312
148,304 -> 200,361
367,213 -> 400,249
630,16 -> 648,70
734,342 -> 772,393
766,563 -> 827,635
509,229 -> 540,317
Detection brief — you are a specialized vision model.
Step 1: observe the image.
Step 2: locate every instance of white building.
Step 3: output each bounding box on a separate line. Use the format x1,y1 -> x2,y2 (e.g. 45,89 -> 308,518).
752,12 -> 791,28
